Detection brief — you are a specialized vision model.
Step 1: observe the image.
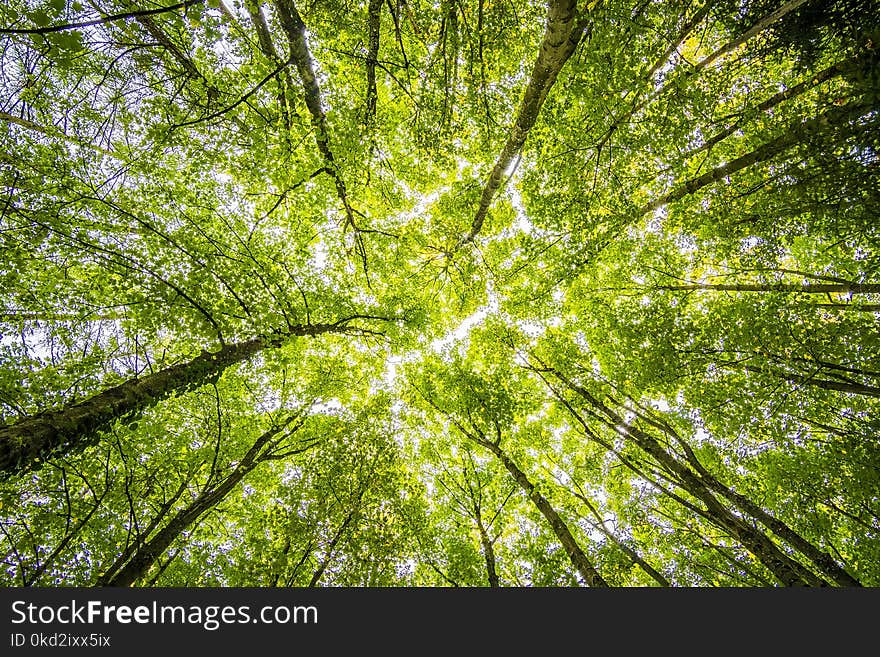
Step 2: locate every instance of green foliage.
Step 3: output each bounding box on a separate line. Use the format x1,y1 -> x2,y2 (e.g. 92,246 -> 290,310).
0,0 -> 877,586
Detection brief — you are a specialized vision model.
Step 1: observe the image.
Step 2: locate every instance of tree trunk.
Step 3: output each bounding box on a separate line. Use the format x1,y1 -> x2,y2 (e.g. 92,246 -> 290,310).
0,321 -> 361,477
99,419 -> 301,586
571,489 -> 671,586
690,51 -> 868,157
243,0 -> 296,132
552,370 -> 828,586
689,0 -> 811,74
646,405 -> 863,586
594,0 -> 808,159
476,517 -> 500,587
308,507 -> 358,587
736,364 -> 880,398
460,0 -> 584,247
481,440 -> 608,587
702,474 -> 862,587
660,282 -> 880,294
273,0 -> 357,230
639,98 -> 872,215
364,0 -> 383,129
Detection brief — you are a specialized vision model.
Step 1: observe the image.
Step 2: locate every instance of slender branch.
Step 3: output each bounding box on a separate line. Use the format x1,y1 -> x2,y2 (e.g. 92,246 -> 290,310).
0,0 -> 206,35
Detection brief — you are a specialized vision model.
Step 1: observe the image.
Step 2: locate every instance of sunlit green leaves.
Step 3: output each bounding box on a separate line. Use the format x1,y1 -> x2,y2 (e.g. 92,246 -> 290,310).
0,0 -> 877,586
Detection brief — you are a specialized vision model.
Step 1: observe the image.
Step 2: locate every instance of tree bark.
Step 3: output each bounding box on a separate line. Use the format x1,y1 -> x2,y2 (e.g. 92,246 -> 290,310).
273,0 -> 358,230
308,507 -> 358,587
99,419 -> 303,586
639,98 -> 872,215
364,0 -> 383,129
690,0 -> 811,74
548,368 -> 828,586
689,52 -> 868,157
480,440 -> 608,587
571,489 -> 671,586
736,364 -> 880,398
641,403 -> 863,587
701,474 -> 862,587
476,518 -> 500,587
459,0 -> 584,247
660,282 -> 880,294
593,0 -> 808,161
243,0 -> 296,131
0,319 -> 372,477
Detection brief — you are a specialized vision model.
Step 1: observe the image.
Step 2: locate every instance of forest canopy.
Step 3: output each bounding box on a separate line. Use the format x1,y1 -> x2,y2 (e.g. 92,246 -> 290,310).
0,0 -> 878,587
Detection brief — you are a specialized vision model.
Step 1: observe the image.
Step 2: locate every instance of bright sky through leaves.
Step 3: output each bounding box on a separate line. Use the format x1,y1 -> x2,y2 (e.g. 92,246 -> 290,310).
0,0 -> 878,587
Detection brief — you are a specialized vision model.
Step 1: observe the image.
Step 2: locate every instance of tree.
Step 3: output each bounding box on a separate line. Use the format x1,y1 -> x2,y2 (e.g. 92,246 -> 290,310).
1,0 -> 877,587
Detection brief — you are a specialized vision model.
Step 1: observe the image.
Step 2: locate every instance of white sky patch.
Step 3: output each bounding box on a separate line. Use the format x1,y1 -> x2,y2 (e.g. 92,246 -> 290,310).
455,155 -> 476,180
692,424 -> 710,445
313,398 -> 342,413
393,179 -> 446,237
740,236 -> 762,251
1,321 -> 124,371
508,180 -> 533,235
650,397 -> 671,412
652,57 -> 678,89
513,350 -> 529,368
429,284 -> 499,353
309,221 -> 334,271
551,464 -> 571,487
647,206 -> 666,233
572,331 -> 591,354
430,308 -> 487,352
281,464 -> 303,486
503,154 -> 520,177
209,20 -> 245,67
517,320 -> 545,339
0,329 -> 37,352
383,354 -> 403,387
585,512 -> 618,543
675,233 -> 698,255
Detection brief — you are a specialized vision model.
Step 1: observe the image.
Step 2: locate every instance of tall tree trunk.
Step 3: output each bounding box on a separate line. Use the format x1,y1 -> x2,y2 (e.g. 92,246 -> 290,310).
480,440 -> 608,587
570,489 -> 671,586
702,474 -> 862,587
273,0 -> 358,231
459,0 -> 584,247
99,417 -> 307,586
639,401 -> 863,587
475,517 -> 500,587
736,364 -> 880,398
546,367 -> 829,586
594,0 -> 808,159
0,319 -> 372,477
687,0 -> 811,74
95,478 -> 191,587
639,98 -> 872,215
308,507 -> 358,587
364,0 -> 383,130
243,0 -> 296,132
689,51 -> 869,157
